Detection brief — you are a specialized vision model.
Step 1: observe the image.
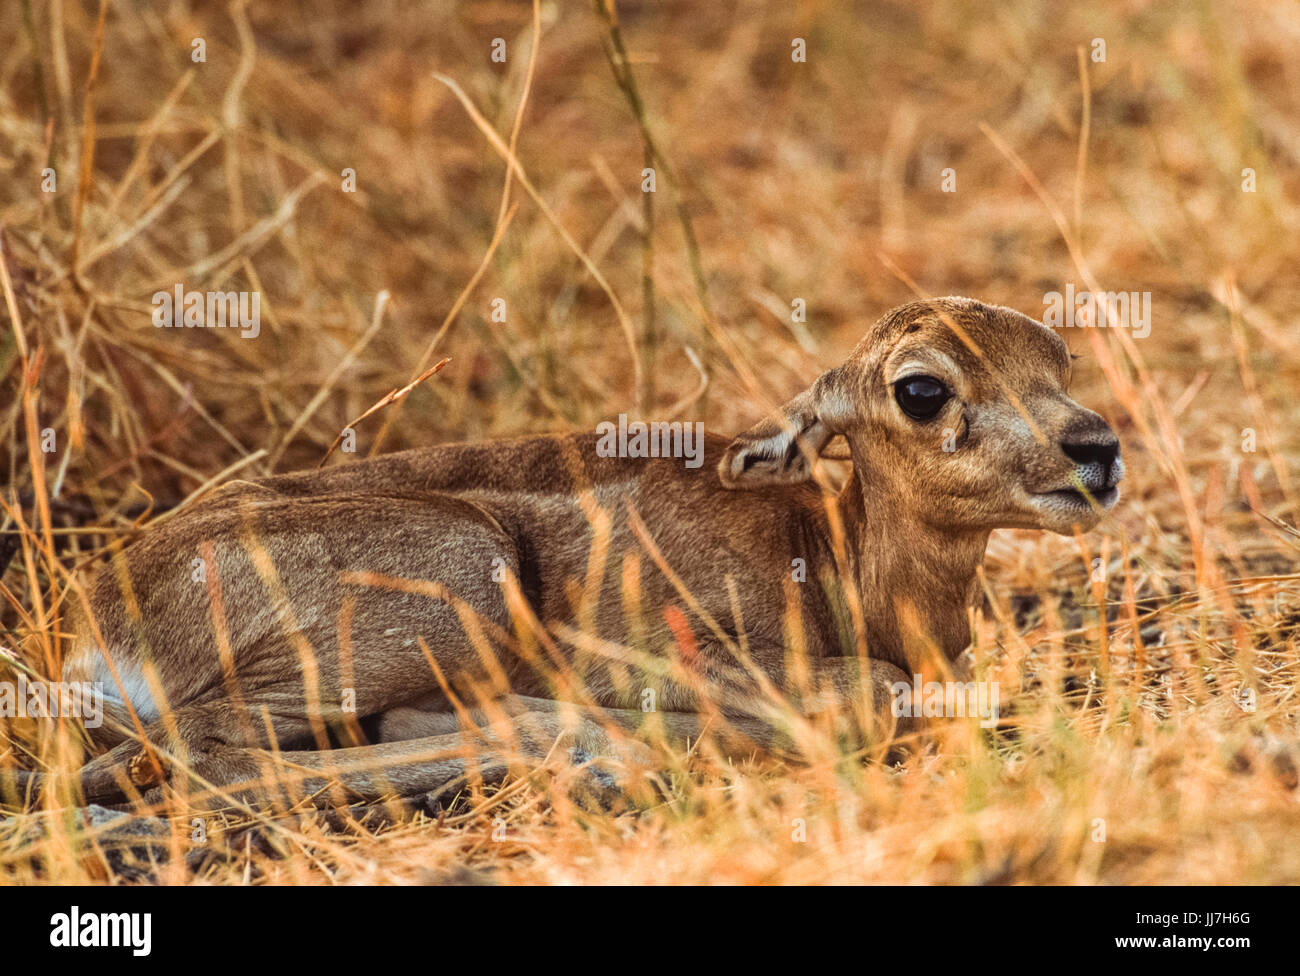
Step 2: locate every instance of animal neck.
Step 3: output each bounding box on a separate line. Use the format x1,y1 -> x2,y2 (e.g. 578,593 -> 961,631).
829,460 -> 990,669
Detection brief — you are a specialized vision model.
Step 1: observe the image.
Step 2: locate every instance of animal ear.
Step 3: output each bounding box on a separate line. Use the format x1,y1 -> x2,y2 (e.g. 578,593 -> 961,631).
718,368 -> 854,489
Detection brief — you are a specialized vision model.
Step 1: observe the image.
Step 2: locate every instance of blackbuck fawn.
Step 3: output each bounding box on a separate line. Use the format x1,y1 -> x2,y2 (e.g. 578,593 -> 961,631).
14,297 -> 1123,807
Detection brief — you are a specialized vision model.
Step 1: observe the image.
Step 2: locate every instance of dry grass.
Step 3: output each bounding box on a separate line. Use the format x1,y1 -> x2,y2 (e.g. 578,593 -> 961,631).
1,0 -> 1299,884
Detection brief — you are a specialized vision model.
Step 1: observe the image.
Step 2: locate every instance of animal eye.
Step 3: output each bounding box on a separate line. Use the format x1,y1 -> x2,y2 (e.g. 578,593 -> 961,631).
894,375 -> 951,421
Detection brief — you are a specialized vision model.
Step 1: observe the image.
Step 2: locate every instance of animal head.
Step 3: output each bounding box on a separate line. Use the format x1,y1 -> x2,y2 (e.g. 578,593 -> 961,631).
719,297 -> 1123,536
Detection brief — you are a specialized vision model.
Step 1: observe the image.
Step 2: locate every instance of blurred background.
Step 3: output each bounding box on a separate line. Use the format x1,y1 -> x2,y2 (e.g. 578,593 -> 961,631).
1,0 -> 1295,501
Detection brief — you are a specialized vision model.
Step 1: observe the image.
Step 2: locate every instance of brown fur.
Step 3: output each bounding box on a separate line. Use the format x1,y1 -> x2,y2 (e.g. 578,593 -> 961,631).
26,298 -> 1122,807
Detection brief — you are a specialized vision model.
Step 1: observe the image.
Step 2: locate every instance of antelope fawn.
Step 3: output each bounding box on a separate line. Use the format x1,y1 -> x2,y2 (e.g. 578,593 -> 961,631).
11,297 -> 1122,807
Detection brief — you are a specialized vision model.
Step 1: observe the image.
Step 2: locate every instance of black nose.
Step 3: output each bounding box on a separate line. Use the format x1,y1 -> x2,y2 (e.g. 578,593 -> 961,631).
1061,438 -> 1120,470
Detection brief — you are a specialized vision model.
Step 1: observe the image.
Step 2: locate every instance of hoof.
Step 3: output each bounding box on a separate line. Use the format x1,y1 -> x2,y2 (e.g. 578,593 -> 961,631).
127,751 -> 168,789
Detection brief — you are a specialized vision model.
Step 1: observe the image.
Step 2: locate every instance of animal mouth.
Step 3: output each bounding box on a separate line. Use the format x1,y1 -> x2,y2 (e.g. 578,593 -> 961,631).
1033,485 -> 1119,510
